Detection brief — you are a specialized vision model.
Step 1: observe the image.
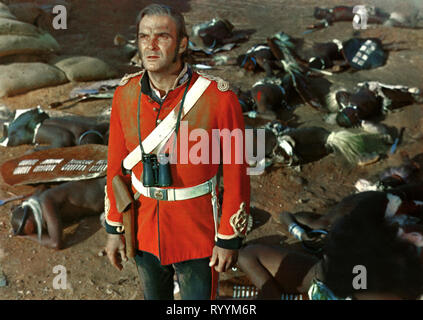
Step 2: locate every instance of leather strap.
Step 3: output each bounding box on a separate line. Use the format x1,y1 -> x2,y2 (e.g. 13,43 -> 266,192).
123,76 -> 212,171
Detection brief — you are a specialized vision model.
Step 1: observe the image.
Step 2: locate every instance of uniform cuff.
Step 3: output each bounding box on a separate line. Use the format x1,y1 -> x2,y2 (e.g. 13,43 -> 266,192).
215,236 -> 243,250
105,220 -> 124,235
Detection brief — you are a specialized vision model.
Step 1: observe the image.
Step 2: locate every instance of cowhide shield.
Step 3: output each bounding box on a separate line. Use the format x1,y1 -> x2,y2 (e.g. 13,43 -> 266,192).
342,38 -> 387,70
1,145 -> 108,186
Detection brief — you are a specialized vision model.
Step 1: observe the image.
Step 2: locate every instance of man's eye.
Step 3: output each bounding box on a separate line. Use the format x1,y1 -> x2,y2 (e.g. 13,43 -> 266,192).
158,34 -> 170,40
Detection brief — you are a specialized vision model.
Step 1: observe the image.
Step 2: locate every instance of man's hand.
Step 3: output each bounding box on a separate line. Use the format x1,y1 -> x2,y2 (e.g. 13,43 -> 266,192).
105,234 -> 127,271
209,245 -> 238,272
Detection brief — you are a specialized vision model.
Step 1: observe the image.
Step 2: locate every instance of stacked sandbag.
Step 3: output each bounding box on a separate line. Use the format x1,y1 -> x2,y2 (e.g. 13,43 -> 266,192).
51,56 -> 118,82
7,2 -> 69,31
0,3 -> 56,63
0,17 -> 60,59
0,2 -> 15,20
0,2 -> 117,97
0,2 -> 64,97
7,2 -> 49,26
0,62 -> 67,97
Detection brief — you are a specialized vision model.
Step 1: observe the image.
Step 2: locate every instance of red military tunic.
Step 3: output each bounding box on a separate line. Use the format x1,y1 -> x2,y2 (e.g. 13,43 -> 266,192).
105,65 -> 250,265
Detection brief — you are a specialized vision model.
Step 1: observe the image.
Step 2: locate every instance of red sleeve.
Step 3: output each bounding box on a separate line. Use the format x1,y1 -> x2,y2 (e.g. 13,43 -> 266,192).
105,87 -> 130,234
216,89 -> 251,247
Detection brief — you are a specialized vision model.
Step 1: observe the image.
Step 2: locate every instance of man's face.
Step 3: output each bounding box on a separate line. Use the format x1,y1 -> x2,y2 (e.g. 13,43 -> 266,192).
11,206 -> 35,236
138,15 -> 186,73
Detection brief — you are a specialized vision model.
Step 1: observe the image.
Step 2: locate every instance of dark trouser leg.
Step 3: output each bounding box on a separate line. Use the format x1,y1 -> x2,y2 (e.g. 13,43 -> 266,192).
134,251 -> 175,300
174,257 -> 215,300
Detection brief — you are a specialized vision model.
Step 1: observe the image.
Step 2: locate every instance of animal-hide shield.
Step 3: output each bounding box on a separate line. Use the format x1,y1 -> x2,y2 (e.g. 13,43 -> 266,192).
342,38 -> 387,70
1,144 -> 107,185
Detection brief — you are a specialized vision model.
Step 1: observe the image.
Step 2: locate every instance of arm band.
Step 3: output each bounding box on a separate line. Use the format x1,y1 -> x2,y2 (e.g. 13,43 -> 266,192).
288,223 -> 305,241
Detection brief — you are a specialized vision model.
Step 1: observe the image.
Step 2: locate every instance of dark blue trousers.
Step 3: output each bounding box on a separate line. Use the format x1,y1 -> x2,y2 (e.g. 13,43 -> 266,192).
134,250 -> 214,300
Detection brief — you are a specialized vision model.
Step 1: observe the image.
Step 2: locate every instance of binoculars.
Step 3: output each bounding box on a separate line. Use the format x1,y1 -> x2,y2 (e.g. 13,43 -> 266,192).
142,153 -> 172,187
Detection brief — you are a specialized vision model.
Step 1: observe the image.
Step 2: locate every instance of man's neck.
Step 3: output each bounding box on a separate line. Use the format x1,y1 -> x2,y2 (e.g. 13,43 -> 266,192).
147,62 -> 184,95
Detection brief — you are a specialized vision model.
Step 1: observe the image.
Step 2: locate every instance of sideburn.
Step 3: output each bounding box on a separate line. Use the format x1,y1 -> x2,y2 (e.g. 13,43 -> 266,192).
172,36 -> 182,63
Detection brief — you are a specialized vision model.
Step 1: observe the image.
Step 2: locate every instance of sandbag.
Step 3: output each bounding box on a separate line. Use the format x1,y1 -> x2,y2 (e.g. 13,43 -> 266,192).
0,53 -> 49,64
54,56 -> 118,82
0,17 -> 42,36
51,56 -> 118,82
0,62 -> 68,97
7,3 -> 45,25
0,31 -> 60,58
8,3 -> 54,31
0,3 -> 16,20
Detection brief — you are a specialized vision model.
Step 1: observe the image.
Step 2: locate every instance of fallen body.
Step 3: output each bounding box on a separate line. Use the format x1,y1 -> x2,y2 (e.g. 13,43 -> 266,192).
238,183 -> 423,299
10,177 -> 106,249
261,122 -> 391,167
1,108 -> 109,148
279,182 -> 423,244
355,152 -> 421,192
235,77 -> 292,121
328,82 -> 422,128
237,44 -> 282,76
232,33 -> 324,112
35,117 -> 109,149
310,5 -> 421,30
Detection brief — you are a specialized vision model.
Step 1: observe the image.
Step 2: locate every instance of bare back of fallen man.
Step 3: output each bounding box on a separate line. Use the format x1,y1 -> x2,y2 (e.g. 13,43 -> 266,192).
35,117 -> 109,150
281,182 -> 423,234
237,244 -> 320,299
238,184 -> 423,300
11,177 -> 106,249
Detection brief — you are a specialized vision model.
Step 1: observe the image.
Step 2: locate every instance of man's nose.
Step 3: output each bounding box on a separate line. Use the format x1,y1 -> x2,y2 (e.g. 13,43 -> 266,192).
147,36 -> 159,50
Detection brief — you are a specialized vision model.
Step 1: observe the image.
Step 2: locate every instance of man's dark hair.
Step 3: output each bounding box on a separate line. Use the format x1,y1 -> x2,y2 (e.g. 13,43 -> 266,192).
322,192 -> 423,299
10,206 -> 30,235
135,4 -> 189,61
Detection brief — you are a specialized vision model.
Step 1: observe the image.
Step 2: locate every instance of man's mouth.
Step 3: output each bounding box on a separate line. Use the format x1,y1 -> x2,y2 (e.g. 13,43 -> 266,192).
146,55 -> 160,59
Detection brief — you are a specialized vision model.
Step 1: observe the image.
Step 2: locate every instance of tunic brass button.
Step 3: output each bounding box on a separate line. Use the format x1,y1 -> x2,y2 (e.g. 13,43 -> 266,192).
156,119 -> 162,124
153,107 -> 158,112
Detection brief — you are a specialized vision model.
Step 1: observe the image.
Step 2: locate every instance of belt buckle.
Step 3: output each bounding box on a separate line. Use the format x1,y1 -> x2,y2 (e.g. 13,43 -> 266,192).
151,187 -> 167,201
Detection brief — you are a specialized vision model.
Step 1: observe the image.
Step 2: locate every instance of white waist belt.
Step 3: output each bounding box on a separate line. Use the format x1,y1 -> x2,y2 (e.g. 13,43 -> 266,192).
131,172 -> 217,201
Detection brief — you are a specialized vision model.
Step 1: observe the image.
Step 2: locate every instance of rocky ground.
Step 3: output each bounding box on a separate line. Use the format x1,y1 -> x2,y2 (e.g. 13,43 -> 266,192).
0,0 -> 422,300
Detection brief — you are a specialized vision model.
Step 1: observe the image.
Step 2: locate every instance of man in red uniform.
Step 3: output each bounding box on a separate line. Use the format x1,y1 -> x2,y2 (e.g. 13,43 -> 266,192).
104,4 -> 250,300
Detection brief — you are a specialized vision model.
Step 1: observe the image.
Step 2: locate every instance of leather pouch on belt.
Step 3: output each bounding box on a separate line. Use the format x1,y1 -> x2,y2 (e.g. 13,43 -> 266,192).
112,175 -> 136,258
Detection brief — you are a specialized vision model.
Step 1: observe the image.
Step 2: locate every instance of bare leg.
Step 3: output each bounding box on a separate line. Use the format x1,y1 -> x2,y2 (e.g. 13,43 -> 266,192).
238,244 -> 318,299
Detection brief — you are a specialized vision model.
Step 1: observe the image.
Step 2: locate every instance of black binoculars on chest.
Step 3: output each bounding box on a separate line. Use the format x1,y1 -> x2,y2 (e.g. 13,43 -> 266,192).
142,153 -> 172,187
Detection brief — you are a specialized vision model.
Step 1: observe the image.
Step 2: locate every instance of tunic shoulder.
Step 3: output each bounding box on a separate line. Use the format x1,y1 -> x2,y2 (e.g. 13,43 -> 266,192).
196,71 -> 230,92
119,70 -> 145,87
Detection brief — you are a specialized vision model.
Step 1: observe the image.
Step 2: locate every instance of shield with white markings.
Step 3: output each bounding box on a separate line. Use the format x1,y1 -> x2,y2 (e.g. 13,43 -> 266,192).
1,144 -> 108,185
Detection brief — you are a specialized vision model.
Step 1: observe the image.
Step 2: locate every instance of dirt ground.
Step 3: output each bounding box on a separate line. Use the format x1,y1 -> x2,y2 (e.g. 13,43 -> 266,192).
0,0 -> 422,300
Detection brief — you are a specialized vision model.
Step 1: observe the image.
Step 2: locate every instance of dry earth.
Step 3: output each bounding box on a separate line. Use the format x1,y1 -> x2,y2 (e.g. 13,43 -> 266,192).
0,0 -> 422,300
